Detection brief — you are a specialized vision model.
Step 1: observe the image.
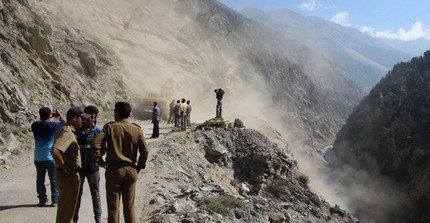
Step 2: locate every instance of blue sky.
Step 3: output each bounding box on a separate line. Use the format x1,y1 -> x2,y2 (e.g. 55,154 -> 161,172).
217,0 -> 430,41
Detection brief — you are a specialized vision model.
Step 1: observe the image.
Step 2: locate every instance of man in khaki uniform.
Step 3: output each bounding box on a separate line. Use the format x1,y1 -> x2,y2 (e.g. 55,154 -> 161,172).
51,107 -> 90,223
92,102 -> 149,223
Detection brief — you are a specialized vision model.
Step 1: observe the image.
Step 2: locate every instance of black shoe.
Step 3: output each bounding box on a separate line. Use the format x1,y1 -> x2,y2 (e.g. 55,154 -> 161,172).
51,201 -> 58,207
38,199 -> 48,207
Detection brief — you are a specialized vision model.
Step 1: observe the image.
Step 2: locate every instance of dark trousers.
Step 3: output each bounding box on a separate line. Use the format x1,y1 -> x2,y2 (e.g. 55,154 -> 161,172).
74,171 -> 102,222
152,120 -> 159,138
105,165 -> 138,223
174,113 -> 180,127
56,169 -> 80,223
216,99 -> 222,118
35,160 -> 59,203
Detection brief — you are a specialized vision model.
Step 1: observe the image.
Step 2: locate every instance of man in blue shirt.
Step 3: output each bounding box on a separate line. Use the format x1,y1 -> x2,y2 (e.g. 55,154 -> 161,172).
151,102 -> 161,138
74,105 -> 104,223
31,107 -> 65,207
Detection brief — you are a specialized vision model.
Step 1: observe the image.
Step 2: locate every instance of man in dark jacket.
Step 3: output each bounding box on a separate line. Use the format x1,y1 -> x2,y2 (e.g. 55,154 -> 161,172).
73,105 -> 105,223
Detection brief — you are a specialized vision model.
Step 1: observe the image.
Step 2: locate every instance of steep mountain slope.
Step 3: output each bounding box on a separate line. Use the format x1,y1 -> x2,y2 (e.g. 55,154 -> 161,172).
333,50 -> 430,222
240,7 -> 413,93
0,0 -> 128,126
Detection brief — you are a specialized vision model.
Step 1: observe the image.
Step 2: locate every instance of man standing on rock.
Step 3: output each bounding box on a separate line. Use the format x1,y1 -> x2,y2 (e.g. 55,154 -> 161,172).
151,102 -> 160,138
51,107 -> 90,223
73,105 -> 105,223
214,88 -> 224,119
92,102 -> 149,223
180,98 -> 188,131
31,107 -> 65,207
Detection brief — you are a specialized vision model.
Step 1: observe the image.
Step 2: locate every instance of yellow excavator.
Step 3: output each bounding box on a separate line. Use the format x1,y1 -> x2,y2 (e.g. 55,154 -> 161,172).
133,81 -> 172,120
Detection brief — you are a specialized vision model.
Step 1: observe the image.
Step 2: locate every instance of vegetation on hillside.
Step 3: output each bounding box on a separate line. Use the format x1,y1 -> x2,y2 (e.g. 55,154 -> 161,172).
333,50 -> 430,221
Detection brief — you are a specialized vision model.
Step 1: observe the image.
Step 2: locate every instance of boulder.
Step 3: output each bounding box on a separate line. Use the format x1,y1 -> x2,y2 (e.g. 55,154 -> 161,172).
75,46 -> 98,77
234,118 -> 245,128
268,211 -> 286,222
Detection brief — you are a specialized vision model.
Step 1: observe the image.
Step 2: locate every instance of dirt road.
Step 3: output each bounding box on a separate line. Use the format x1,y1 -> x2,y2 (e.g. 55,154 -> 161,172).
0,120 -> 173,223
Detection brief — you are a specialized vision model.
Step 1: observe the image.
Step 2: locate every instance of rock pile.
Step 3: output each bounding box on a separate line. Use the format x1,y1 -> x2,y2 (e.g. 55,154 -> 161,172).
142,127 -> 357,222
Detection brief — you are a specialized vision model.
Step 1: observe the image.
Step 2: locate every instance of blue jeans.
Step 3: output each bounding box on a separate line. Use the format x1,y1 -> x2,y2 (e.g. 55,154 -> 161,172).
34,160 -> 59,203
73,171 -> 102,222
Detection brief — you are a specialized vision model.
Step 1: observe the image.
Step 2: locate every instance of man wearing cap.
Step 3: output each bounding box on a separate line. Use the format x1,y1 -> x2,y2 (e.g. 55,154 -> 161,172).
51,107 -> 90,223
92,102 -> 149,223
74,105 -> 105,223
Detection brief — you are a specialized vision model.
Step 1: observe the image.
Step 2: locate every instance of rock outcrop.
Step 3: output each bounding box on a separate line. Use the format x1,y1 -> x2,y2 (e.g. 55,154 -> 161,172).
142,126 -> 357,222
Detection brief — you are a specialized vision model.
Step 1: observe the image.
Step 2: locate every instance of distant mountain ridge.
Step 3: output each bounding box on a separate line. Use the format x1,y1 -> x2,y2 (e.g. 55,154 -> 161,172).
240,7 -> 413,92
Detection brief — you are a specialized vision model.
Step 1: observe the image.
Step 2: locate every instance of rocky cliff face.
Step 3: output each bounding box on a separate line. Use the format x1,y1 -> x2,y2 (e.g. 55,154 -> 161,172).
0,0 -> 128,126
0,0 -> 131,161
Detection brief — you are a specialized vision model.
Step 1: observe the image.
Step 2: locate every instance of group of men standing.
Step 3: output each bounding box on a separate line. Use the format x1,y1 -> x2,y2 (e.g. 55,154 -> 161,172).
167,98 -> 191,131
31,102 -> 149,223
151,98 -> 191,138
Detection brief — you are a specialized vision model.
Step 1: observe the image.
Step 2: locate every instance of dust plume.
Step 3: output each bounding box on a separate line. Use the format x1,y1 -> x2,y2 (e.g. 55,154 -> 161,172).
40,0 -> 281,125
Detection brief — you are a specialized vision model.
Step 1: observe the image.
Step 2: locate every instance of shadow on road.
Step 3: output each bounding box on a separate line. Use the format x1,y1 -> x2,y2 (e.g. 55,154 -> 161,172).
0,204 -> 40,211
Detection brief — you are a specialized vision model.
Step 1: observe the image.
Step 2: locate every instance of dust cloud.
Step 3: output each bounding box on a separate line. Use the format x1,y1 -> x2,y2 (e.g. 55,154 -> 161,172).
37,0 -> 403,221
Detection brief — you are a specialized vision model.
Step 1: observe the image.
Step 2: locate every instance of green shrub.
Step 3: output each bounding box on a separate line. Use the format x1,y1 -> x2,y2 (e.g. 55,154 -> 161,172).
230,179 -> 239,186
296,174 -> 309,188
22,77 -> 35,88
199,195 -> 243,214
266,178 -> 291,201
